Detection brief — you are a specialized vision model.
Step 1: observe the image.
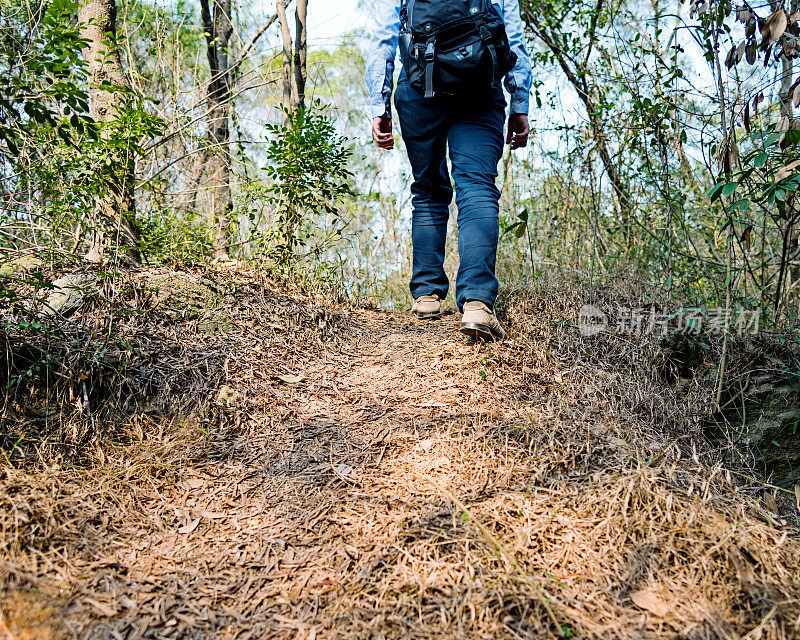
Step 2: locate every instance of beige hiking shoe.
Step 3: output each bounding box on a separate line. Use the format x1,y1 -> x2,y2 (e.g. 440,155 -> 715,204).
411,294 -> 442,319
460,300 -> 506,341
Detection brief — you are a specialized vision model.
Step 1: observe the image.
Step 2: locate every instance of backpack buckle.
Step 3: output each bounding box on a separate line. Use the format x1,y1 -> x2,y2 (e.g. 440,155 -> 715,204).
424,40 -> 435,61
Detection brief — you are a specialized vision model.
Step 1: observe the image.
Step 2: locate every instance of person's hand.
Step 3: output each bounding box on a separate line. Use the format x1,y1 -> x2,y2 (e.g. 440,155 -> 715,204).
372,116 -> 394,150
507,113 -> 530,150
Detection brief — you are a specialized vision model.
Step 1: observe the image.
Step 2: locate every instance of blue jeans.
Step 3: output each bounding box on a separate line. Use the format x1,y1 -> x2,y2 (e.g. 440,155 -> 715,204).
394,73 -> 506,312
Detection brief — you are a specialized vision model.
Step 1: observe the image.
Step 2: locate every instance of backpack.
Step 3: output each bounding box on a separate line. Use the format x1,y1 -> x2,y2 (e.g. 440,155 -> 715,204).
398,0 -> 517,99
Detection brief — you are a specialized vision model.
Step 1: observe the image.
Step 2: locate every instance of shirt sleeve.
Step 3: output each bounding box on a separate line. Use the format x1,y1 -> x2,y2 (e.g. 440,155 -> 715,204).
501,0 -> 533,115
364,0 -> 402,119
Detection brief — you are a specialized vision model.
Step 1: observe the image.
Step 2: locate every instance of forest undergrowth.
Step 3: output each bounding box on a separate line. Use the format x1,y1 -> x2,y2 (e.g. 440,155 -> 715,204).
1,262 -> 799,639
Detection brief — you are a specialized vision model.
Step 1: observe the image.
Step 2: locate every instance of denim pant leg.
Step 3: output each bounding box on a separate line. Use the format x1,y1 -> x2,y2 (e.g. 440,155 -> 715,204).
447,93 -> 506,312
394,76 -> 453,301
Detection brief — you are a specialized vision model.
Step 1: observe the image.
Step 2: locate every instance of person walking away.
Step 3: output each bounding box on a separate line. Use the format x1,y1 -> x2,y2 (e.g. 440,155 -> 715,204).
365,0 -> 532,341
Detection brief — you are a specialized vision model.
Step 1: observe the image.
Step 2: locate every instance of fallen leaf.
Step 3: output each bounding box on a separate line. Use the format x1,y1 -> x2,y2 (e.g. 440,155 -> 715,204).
333,463 -> 354,478
276,374 -> 305,384
730,548 -> 757,588
764,491 -> 779,514
200,511 -> 227,519
85,597 -> 117,617
178,518 -> 201,534
630,588 -> 672,617
794,485 -> 800,512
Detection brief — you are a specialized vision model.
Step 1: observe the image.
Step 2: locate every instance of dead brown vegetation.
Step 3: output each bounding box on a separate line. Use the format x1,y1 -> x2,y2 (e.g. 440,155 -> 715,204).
0,264 -> 799,639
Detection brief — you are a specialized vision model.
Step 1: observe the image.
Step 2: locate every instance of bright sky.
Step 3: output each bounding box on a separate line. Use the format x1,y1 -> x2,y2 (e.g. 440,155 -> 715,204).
307,1 -> 367,49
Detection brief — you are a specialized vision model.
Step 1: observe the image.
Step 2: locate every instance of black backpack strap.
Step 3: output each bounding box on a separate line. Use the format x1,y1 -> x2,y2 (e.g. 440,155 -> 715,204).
476,18 -> 499,86
487,44 -> 499,86
424,38 -> 436,98
404,0 -> 416,31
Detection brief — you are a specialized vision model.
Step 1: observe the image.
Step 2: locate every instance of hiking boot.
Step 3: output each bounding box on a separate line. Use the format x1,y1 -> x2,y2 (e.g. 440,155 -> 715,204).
460,300 -> 506,341
411,294 -> 442,319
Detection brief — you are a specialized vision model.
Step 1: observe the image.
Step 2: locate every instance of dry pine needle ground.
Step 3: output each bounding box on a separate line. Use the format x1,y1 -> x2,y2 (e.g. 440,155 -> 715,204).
0,264 -> 799,639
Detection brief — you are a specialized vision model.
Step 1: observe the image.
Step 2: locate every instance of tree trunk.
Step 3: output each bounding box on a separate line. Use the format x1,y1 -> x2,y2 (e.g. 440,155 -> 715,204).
79,0 -> 141,265
201,0 -> 234,259
276,0 -> 293,113
274,0 -> 309,259
779,55 -> 794,118
294,0 -> 308,110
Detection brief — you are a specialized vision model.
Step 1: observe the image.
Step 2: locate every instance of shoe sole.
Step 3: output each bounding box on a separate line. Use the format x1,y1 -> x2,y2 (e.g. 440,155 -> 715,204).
460,322 -> 505,342
414,311 -> 442,320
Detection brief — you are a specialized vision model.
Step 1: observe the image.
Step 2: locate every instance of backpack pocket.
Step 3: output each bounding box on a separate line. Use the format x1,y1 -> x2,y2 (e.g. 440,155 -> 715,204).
436,37 -> 490,96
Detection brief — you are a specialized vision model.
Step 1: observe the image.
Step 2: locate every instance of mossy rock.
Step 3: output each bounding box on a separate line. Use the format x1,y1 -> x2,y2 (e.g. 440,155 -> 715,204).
144,272 -> 228,319
0,255 -> 44,277
41,273 -> 95,317
198,312 -> 236,334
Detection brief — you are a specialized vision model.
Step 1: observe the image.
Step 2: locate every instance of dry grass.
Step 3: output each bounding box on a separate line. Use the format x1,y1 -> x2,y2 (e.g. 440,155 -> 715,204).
0,264 -> 799,639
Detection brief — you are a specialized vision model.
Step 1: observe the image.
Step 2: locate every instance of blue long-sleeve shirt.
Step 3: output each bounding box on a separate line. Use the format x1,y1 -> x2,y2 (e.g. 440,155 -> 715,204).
365,0 -> 533,119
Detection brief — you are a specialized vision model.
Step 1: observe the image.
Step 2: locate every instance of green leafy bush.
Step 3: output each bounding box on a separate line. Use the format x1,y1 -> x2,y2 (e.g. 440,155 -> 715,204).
263,100 -> 354,266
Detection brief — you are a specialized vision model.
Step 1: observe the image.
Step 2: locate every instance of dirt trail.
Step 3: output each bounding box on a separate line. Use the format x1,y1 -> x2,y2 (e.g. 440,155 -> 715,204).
2,274 -> 800,640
